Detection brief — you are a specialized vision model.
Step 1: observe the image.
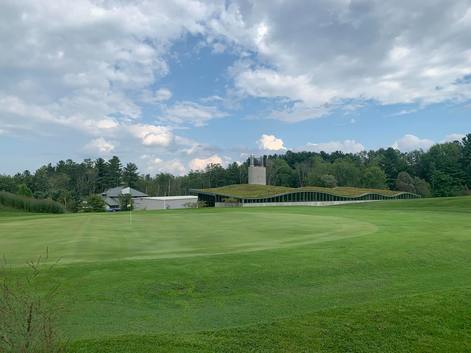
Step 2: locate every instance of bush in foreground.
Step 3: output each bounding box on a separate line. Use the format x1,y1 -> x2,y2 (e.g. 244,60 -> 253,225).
0,191 -> 65,214
80,195 -> 106,212
0,256 -> 67,353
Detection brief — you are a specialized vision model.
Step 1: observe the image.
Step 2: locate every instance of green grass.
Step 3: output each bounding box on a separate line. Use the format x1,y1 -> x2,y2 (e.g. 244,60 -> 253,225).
1,197 -> 470,352
198,184 -> 410,198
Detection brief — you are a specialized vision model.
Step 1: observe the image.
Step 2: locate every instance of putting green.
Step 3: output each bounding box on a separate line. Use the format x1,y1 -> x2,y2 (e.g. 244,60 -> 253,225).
0,210 -> 375,265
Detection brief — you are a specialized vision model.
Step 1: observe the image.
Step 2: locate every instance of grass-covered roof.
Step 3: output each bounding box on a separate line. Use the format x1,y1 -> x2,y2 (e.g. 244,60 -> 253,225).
193,184 -> 409,199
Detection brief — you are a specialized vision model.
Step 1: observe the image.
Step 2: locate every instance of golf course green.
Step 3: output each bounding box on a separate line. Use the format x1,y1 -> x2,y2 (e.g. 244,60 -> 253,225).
1,197 -> 470,352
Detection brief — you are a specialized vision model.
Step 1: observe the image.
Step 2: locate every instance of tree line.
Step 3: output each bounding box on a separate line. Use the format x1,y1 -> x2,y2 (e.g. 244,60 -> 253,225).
1,134 -> 470,211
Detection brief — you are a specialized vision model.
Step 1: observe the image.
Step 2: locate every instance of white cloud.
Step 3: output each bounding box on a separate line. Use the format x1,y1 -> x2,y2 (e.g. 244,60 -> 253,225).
443,133 -> 465,142
160,101 -> 227,127
257,134 -> 286,151
141,88 -> 172,103
390,108 -> 419,117
128,124 -> 173,147
234,69 -> 336,107
213,0 -> 471,120
85,137 -> 115,154
189,154 -> 224,170
305,140 -> 365,154
147,158 -> 186,176
392,134 -> 434,152
0,0 -> 216,135
0,94 -> 121,134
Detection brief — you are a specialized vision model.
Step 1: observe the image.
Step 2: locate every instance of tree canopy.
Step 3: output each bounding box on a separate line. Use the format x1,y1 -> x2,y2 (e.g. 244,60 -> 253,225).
1,134 -> 470,211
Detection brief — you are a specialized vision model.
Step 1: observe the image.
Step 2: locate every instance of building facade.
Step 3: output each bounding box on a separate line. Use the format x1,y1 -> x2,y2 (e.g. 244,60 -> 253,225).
133,196 -> 198,210
102,186 -> 148,211
102,186 -> 197,211
191,188 -> 420,208
248,155 -> 266,185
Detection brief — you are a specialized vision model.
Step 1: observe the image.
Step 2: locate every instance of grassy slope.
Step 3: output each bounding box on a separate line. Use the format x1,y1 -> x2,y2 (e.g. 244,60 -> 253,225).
1,197 -> 470,352
200,184 -> 405,198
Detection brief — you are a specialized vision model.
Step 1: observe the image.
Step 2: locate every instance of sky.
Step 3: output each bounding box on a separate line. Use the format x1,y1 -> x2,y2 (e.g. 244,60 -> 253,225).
0,0 -> 470,175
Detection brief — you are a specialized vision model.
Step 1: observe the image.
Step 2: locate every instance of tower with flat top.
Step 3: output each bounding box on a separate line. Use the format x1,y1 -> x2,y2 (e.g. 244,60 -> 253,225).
248,155 -> 266,185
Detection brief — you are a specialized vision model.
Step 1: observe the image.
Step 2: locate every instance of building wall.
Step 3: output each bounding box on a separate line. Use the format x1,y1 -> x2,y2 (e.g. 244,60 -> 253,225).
248,166 -> 266,185
134,197 -> 197,210
215,200 -> 378,207
241,200 -> 378,207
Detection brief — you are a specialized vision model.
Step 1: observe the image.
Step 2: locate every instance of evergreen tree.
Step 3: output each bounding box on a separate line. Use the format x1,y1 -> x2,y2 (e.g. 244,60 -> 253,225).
460,134 -> 471,188
106,156 -> 122,188
122,163 -> 139,188
95,158 -> 108,192
380,148 -> 406,189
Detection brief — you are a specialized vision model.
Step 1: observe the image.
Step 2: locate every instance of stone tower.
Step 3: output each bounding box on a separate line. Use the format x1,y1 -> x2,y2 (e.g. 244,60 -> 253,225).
248,155 -> 266,185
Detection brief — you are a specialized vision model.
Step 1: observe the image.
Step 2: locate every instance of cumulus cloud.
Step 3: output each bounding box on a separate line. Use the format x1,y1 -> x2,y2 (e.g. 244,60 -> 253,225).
0,95 -> 121,134
146,157 -> 186,176
234,69 -> 336,107
215,0 -> 471,121
257,134 -> 286,151
304,140 -> 365,154
0,0 -> 215,135
392,134 -> 434,152
443,133 -> 466,142
189,154 -> 224,170
159,101 -> 227,127
2,0 -> 471,175
128,124 -> 174,147
84,137 -> 115,154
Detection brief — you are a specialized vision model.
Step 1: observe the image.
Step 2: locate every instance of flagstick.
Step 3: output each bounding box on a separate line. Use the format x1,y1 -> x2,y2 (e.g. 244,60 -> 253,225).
128,203 -> 132,225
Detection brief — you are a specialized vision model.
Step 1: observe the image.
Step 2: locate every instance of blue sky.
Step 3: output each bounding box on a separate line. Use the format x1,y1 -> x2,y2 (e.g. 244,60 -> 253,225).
1,0 -> 470,175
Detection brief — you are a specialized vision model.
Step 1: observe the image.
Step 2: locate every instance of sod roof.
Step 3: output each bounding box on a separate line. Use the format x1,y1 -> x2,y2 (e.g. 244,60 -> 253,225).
194,184 -> 411,199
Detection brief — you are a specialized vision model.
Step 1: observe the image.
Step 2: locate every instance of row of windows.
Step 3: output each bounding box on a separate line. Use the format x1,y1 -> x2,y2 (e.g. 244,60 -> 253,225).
205,191 -> 418,204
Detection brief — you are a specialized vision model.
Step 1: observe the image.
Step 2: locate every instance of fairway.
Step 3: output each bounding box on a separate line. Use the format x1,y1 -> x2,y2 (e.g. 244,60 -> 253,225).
1,198 -> 471,352
0,211 -> 376,264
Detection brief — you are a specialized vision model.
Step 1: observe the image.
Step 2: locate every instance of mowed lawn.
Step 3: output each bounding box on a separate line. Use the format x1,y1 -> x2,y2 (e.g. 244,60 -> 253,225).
1,198 -> 470,352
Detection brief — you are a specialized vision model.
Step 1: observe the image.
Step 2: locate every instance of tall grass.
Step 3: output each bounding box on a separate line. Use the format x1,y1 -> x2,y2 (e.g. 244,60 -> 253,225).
1,255 -> 67,353
0,191 -> 65,214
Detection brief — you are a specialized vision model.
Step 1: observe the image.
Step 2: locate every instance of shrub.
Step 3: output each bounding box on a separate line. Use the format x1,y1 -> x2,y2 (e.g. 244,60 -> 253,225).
84,195 -> 105,212
0,192 -> 65,214
197,201 -> 208,208
319,174 -> 337,188
183,201 -> 199,208
17,183 -> 33,197
0,256 -> 67,353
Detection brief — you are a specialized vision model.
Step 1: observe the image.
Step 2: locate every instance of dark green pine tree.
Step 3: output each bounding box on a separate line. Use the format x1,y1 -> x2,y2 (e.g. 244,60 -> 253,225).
122,163 -> 139,189
95,158 -> 108,192
461,134 -> 471,189
106,156 -> 122,188
379,148 -> 406,189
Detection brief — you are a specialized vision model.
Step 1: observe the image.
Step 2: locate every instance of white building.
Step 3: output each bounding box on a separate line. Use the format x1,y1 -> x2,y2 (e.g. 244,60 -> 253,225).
248,155 -> 266,185
102,186 -> 148,211
133,195 -> 198,210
